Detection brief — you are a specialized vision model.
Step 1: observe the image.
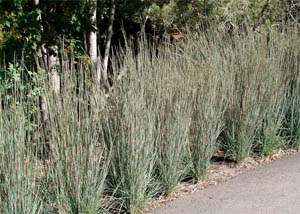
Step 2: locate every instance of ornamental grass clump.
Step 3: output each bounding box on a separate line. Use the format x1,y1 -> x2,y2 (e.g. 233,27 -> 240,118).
255,33 -> 290,155
149,48 -> 193,195
218,32 -> 277,162
188,84 -> 226,181
175,33 -> 229,181
280,32 -> 300,148
0,95 -> 44,213
285,90 -> 300,148
258,97 -> 287,156
154,95 -> 191,194
46,101 -> 110,213
104,47 -> 159,213
38,58 -> 111,214
103,93 -> 157,213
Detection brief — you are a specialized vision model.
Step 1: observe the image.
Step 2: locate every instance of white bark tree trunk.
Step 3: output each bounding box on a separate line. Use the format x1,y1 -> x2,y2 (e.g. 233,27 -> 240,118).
47,3 -> 60,96
102,0 -> 116,89
88,0 -> 105,108
88,0 -> 98,71
48,45 -> 60,95
35,0 -> 60,95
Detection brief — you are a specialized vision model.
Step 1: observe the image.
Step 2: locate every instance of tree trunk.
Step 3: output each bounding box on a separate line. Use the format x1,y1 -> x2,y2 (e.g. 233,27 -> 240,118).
48,45 -> 60,95
102,0 -> 116,90
45,2 -> 60,96
88,0 -> 104,109
88,0 -> 97,71
34,0 -> 50,157
34,0 -> 48,126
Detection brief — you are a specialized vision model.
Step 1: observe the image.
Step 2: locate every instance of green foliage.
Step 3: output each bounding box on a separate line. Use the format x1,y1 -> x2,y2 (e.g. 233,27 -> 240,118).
0,3 -> 41,63
2,12 -> 300,213
0,62 -> 46,152
1,0 -> 300,69
221,0 -> 299,29
144,0 -> 224,34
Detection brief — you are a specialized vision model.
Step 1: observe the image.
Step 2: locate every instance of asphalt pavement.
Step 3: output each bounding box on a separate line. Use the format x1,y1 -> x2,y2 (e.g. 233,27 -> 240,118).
150,152 -> 300,214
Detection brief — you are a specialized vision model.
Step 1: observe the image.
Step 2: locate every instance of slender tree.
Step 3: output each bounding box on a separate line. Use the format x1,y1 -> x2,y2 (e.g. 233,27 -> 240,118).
88,0 -> 98,70
34,0 -> 50,156
44,1 -> 60,95
102,0 -> 116,92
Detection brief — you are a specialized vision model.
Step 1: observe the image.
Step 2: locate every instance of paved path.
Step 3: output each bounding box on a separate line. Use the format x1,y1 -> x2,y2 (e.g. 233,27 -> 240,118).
150,152 -> 300,214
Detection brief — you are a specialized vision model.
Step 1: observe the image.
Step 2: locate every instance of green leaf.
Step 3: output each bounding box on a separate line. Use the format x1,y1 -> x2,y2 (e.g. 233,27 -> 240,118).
265,19 -> 271,27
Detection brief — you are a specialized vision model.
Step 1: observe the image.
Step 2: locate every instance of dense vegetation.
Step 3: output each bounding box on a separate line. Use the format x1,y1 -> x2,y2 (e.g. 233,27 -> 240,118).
1,1 -> 300,213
